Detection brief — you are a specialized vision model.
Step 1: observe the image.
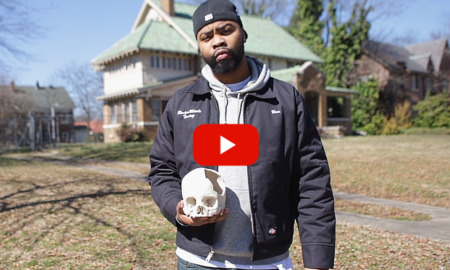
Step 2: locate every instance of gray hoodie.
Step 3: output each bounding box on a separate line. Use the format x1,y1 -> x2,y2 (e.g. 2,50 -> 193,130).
200,57 -> 288,265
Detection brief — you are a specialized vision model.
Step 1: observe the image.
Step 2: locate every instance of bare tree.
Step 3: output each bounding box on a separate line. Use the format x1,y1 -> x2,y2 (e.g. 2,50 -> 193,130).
233,0 -> 290,20
0,0 -> 41,70
187,0 -> 293,24
429,16 -> 450,41
56,62 -> 104,131
321,0 -> 405,45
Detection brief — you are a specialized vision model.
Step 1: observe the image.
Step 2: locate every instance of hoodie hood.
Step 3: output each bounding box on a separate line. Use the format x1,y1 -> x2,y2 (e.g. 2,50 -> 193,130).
201,56 -> 271,96
200,56 -> 271,125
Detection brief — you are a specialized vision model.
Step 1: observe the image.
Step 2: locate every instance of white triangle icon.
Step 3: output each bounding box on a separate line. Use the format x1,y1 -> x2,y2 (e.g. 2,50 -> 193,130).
220,136 -> 235,155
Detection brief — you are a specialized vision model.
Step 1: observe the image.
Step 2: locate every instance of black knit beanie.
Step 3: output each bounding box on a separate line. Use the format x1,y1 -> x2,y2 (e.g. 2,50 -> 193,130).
192,0 -> 243,39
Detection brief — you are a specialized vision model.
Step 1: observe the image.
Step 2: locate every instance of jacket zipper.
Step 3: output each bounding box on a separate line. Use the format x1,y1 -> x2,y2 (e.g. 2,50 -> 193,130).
242,93 -> 257,261
210,90 -> 220,124
205,91 -> 219,263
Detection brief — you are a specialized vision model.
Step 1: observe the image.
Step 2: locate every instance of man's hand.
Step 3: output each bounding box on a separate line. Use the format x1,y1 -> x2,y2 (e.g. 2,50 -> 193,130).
176,200 -> 229,227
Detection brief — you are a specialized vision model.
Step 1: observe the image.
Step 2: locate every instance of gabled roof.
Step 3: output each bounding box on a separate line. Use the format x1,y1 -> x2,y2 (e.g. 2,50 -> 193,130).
92,0 -> 321,67
271,65 -> 358,94
14,85 -> 75,111
406,38 -> 448,72
363,40 -> 429,73
363,39 -> 449,74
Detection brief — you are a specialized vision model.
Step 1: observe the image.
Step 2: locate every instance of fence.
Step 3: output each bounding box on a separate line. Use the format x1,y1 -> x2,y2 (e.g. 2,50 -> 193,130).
0,111 -> 73,151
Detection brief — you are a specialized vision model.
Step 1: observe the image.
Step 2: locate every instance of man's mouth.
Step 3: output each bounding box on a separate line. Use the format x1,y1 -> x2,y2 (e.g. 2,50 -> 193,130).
214,49 -> 230,61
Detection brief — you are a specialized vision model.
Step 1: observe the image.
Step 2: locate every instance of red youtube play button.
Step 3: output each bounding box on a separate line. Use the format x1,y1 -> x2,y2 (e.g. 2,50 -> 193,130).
193,124 -> 259,166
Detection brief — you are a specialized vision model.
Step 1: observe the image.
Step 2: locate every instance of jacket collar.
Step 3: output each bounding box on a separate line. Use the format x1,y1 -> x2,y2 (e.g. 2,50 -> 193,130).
186,76 -> 276,99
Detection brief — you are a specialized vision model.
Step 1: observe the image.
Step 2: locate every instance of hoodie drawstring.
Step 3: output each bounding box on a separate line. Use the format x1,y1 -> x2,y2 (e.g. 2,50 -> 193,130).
223,87 -> 229,124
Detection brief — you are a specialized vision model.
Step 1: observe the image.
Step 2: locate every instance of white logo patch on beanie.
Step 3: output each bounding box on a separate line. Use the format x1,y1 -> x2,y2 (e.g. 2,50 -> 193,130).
205,13 -> 213,21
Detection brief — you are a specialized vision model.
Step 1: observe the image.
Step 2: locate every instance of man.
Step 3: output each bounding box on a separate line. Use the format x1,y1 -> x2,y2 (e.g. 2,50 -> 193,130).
148,0 -> 335,269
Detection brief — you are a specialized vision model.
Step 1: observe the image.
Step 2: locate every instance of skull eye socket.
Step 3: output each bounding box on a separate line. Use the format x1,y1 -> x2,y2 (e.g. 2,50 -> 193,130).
203,196 -> 217,207
186,197 -> 196,206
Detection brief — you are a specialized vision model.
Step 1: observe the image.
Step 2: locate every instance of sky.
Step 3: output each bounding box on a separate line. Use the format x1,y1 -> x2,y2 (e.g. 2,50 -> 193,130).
6,0 -> 450,87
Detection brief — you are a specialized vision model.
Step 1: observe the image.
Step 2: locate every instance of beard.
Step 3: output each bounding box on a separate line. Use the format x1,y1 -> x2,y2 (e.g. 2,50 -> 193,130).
203,42 -> 245,75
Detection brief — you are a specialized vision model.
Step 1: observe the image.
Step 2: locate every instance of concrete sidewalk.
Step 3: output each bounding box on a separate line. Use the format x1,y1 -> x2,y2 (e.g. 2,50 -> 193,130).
334,192 -> 450,243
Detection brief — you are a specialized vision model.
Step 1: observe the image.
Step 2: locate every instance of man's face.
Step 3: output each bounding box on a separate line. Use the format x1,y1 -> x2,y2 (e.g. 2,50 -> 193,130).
197,20 -> 245,75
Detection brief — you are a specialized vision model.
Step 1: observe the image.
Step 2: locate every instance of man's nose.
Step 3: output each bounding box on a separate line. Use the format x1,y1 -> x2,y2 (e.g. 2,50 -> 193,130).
212,35 -> 226,49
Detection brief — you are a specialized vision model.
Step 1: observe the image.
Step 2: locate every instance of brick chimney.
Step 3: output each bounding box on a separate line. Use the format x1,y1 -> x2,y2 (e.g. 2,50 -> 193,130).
161,0 -> 174,16
10,80 -> 15,92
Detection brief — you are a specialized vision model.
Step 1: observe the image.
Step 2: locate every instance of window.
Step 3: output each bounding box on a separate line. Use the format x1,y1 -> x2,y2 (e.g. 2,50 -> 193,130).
111,104 -> 117,124
411,75 -> 419,91
151,99 -> 169,121
151,100 -> 160,121
443,79 -> 449,93
59,113 -> 72,125
132,99 -> 138,122
162,57 -> 166,69
359,74 -> 373,82
424,77 -> 432,94
173,58 -> 177,70
124,101 -> 129,122
151,56 -> 161,68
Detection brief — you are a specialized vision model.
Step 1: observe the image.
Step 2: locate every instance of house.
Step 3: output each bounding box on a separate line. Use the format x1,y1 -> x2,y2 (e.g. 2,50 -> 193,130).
356,38 -> 450,115
92,0 -> 356,142
5,81 -> 75,145
74,120 -> 104,143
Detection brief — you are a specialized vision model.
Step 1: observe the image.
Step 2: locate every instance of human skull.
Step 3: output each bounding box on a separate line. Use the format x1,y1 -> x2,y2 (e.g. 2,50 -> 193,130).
181,168 -> 226,218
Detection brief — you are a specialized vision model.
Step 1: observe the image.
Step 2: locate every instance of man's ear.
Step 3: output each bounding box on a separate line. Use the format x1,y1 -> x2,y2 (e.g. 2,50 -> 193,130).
243,30 -> 248,42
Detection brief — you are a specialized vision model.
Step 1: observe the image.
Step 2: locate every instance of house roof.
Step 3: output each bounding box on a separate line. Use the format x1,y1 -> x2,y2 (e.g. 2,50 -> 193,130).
271,65 -> 300,82
406,38 -> 448,72
13,85 -> 75,111
96,74 -> 198,101
271,66 -> 359,94
363,38 -> 449,74
92,0 -> 321,67
74,120 -> 104,133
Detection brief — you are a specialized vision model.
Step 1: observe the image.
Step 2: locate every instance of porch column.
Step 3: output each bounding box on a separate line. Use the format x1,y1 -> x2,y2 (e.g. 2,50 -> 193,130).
319,93 -> 328,128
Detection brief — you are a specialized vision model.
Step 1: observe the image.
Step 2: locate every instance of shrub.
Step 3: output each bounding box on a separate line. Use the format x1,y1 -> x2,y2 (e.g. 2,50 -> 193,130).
117,123 -> 144,142
413,93 -> 450,128
382,101 -> 413,135
352,79 -> 381,134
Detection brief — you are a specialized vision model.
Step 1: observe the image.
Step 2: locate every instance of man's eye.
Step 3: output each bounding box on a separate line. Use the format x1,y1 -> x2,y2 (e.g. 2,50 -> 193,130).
201,36 -> 211,41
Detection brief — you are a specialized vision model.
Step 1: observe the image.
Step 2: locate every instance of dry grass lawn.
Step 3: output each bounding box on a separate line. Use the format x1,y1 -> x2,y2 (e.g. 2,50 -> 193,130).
1,134 -> 449,269
324,135 -> 449,208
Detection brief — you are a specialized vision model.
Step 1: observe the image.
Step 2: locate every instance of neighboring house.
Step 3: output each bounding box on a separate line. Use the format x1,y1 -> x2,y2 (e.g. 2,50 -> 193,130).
356,38 -> 450,115
92,0 -> 355,142
74,120 -> 104,143
8,81 -> 76,143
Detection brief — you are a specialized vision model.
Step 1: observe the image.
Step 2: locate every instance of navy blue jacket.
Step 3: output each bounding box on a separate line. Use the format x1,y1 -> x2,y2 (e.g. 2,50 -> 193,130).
148,76 -> 335,268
